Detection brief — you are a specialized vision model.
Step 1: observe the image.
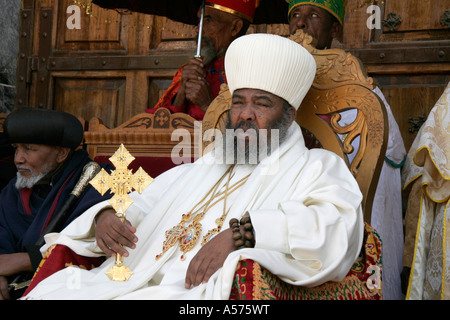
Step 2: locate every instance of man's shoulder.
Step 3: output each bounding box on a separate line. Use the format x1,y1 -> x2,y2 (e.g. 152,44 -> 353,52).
0,176 -> 18,202
305,147 -> 348,166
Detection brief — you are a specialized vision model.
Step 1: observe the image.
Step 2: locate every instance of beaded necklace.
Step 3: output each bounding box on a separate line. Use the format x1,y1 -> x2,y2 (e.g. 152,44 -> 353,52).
156,165 -> 250,261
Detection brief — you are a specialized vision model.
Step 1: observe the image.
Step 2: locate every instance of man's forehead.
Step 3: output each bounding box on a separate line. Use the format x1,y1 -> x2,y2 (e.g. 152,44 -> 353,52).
233,88 -> 282,102
197,6 -> 236,20
291,4 -> 329,15
289,2 -> 343,25
14,143 -> 53,149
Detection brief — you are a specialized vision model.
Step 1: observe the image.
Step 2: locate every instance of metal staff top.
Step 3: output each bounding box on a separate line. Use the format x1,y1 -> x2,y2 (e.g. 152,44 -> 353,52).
195,0 -> 206,58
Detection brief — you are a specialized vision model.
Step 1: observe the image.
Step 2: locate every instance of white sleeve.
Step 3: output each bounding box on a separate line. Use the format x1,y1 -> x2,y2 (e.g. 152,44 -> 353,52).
242,153 -> 364,286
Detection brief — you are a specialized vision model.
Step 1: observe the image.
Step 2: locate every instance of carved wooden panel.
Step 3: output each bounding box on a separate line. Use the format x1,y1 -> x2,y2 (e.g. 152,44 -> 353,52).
342,0 -> 449,154
153,17 -> 196,51
382,0 -> 449,34
344,0 -> 450,48
148,78 -> 173,110
53,76 -> 126,127
57,0 -> 126,52
17,0 -> 193,130
84,108 -> 200,164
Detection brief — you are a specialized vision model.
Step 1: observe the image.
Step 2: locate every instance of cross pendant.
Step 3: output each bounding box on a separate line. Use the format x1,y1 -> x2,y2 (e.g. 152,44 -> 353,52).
156,224 -> 186,260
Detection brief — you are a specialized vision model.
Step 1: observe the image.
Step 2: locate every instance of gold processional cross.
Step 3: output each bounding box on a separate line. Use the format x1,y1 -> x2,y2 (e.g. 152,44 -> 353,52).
89,144 -> 153,281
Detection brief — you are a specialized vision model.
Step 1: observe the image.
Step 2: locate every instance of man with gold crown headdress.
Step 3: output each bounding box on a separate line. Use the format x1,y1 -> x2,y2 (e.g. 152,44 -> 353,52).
147,0 -> 258,121
23,33 -> 364,300
287,0 -> 407,300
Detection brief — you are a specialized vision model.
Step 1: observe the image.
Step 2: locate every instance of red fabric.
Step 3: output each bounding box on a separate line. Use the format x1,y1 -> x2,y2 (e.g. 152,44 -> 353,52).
23,225 -> 381,300
318,114 -> 332,123
19,170 -> 76,224
23,244 -> 105,297
230,223 -> 383,300
207,0 -> 257,21
19,188 -> 33,216
94,156 -> 193,178
39,170 -> 76,235
147,57 -> 226,121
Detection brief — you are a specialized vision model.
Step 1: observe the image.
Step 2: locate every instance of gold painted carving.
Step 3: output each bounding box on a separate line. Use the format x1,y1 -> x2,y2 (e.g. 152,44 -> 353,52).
288,30 -> 374,91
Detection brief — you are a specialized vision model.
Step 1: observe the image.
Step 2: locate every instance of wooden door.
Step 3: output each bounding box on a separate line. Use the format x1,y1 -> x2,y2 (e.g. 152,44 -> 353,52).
15,0 -> 198,128
15,0 -> 289,129
16,0 -> 449,152
343,0 -> 450,152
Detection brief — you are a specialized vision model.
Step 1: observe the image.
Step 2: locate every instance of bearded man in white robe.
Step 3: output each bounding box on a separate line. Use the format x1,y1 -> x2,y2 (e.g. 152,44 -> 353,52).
23,33 -> 364,300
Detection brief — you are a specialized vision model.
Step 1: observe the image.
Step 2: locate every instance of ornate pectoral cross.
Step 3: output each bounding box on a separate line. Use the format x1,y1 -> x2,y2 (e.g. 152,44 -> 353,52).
90,144 -> 153,281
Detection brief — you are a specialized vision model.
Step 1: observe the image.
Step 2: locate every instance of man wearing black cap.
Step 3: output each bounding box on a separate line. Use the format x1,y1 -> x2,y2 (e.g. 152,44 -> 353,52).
0,107 -> 112,300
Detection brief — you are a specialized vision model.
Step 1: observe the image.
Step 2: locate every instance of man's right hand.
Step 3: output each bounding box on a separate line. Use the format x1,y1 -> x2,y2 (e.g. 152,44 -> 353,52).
95,209 -> 138,257
0,276 -> 10,300
173,58 -> 212,110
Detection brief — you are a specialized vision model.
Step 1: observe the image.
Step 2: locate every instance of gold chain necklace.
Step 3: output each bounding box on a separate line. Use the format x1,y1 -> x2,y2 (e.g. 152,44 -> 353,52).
155,165 -> 250,261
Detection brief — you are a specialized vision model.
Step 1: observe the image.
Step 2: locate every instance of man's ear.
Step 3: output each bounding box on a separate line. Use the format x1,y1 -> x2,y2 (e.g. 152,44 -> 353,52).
55,146 -> 71,164
330,21 -> 342,41
231,18 -> 244,37
288,107 -> 297,126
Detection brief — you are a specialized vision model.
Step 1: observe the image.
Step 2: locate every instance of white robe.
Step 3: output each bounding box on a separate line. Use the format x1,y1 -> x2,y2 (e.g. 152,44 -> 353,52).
23,123 -> 364,300
403,82 -> 450,300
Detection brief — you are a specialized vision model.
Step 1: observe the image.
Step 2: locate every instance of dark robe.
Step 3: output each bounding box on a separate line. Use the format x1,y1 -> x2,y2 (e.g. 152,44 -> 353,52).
0,149 -> 112,263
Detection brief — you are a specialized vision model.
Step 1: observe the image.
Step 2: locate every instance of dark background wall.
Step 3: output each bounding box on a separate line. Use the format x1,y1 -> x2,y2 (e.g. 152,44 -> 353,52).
0,0 -> 21,113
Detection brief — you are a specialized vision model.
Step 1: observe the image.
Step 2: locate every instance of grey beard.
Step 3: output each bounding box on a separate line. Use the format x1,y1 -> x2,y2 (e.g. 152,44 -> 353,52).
217,112 -> 291,165
15,163 -> 54,189
197,36 -> 218,65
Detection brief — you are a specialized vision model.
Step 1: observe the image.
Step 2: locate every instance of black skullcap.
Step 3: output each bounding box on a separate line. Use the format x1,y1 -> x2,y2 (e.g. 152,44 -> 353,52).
3,107 -> 83,149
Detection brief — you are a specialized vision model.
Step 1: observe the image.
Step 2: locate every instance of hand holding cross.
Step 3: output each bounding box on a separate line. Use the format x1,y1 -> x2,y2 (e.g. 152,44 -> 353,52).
90,144 -> 153,281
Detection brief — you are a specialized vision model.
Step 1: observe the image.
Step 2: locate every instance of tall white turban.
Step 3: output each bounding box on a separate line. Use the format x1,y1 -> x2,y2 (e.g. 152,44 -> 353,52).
224,33 -> 316,109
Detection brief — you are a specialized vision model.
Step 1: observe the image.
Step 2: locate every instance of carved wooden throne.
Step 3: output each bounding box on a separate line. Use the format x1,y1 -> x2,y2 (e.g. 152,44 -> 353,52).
22,31 -> 386,300
202,30 -> 387,300
292,31 -> 388,224
77,30 -> 386,300
203,30 -> 388,224
84,108 -> 200,178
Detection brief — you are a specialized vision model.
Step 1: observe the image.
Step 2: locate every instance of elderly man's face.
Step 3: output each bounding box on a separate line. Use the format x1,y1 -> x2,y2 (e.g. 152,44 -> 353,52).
288,5 -> 341,49
196,7 -> 242,60
13,143 -> 67,189
222,88 -> 295,164
229,88 -> 291,133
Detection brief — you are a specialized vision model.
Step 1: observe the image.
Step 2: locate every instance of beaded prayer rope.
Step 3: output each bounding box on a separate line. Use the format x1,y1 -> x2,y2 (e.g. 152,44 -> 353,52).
229,213 -> 255,249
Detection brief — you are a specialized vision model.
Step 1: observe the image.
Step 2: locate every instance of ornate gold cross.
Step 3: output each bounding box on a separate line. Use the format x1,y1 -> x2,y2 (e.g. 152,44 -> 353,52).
90,144 -> 153,281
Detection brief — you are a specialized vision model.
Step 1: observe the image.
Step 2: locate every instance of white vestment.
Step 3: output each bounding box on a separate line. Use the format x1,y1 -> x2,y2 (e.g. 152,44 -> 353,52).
23,123 -> 364,300
403,82 -> 450,300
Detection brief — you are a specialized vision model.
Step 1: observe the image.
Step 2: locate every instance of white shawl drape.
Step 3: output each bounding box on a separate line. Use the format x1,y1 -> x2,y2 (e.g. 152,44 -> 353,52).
24,123 -> 364,300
